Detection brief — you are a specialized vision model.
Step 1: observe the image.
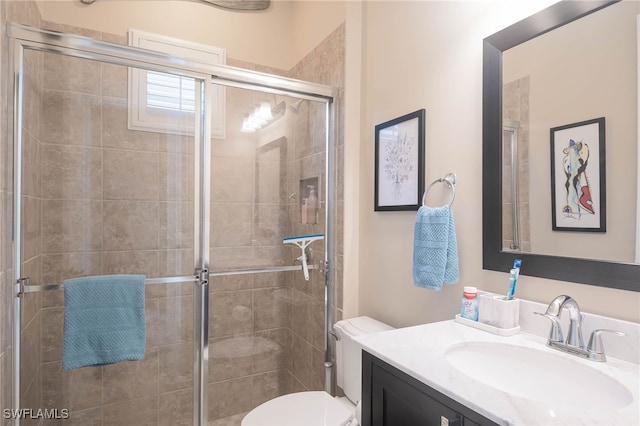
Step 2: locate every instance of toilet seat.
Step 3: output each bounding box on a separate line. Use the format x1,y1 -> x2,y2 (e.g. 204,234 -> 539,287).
241,391 -> 355,426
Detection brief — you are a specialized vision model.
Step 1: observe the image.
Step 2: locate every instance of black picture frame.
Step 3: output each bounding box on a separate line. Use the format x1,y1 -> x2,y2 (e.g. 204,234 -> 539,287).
374,109 -> 425,211
550,117 -> 606,232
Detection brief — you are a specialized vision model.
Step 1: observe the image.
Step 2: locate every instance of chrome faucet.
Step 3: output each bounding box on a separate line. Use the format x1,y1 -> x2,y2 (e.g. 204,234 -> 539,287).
535,295 -> 625,362
543,295 -> 584,348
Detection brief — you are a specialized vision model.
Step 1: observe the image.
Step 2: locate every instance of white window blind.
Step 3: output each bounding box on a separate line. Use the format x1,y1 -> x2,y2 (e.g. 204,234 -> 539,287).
146,72 -> 196,113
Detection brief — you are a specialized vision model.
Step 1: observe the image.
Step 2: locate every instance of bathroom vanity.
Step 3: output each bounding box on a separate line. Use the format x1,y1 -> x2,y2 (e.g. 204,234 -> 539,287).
357,310 -> 639,426
362,350 -> 494,425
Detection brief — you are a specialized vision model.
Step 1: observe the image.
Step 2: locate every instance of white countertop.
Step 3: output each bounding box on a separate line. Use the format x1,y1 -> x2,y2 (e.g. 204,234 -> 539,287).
357,320 -> 640,426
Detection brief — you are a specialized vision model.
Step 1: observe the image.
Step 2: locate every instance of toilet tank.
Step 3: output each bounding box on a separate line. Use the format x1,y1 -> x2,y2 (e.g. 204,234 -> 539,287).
334,316 -> 394,403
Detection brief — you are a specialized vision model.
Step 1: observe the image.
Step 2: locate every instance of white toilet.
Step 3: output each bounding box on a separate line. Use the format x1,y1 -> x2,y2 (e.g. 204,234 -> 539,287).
241,316 -> 394,426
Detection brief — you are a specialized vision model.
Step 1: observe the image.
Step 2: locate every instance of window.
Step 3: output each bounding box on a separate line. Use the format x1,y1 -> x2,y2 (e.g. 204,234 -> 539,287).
128,29 -> 226,138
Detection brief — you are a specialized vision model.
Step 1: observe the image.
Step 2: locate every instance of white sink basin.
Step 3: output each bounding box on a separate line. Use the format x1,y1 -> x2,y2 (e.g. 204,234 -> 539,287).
445,342 -> 633,410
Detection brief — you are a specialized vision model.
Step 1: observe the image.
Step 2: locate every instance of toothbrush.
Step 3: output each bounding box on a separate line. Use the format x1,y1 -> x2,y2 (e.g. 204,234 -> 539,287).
506,258 -> 521,300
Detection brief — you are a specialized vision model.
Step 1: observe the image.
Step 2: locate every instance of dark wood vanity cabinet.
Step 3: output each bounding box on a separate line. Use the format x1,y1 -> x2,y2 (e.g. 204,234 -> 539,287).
362,351 -> 498,426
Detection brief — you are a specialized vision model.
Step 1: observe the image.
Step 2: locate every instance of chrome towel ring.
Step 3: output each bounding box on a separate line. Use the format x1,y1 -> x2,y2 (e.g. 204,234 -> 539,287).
422,173 -> 456,207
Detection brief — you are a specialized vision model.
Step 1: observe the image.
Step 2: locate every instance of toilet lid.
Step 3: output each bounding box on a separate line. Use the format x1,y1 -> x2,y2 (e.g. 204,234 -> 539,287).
241,391 -> 355,426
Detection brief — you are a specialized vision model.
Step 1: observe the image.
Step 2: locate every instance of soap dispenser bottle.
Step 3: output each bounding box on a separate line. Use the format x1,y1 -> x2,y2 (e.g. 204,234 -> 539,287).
306,186 -> 317,225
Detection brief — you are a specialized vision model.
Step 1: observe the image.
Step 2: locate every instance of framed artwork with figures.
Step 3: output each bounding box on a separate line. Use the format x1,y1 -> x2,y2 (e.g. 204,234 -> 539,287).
550,117 -> 606,232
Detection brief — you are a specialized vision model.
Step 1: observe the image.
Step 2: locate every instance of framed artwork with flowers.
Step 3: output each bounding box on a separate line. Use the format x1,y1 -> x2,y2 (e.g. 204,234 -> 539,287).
374,109 -> 425,211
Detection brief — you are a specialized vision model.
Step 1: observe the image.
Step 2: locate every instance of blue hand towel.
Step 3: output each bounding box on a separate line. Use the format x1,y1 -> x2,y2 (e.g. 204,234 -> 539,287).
413,205 -> 460,290
63,274 -> 146,370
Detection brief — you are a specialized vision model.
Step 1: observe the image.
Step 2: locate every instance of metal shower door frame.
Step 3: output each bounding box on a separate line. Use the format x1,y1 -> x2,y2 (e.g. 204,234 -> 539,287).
7,23 -> 338,426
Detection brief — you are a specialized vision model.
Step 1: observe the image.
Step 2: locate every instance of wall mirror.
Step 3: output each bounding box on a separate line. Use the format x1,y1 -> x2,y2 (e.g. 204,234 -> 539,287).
483,0 -> 639,291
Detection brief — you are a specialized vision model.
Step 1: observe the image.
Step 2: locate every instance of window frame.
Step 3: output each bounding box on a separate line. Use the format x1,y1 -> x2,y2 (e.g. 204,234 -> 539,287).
128,29 -> 226,138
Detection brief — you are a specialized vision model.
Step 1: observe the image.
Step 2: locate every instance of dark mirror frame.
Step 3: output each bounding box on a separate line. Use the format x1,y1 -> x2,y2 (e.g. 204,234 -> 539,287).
482,0 -> 639,292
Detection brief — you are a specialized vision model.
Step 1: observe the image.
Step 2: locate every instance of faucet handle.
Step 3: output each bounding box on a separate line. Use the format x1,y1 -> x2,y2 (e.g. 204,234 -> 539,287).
586,329 -> 626,360
534,312 -> 564,343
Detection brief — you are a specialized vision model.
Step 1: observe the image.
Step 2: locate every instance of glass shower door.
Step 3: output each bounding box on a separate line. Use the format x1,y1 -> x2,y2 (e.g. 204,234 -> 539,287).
17,46 -> 205,426
207,85 -> 331,424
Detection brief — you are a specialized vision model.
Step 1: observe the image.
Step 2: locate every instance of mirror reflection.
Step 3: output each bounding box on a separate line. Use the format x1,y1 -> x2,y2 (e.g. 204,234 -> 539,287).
501,0 -> 639,264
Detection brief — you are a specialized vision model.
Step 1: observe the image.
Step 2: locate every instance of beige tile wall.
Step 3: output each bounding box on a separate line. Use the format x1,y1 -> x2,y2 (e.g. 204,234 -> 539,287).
2,15 -> 344,426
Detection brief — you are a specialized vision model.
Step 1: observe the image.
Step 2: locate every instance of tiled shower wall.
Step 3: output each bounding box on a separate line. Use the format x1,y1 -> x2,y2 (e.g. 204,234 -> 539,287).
1,11 -> 344,426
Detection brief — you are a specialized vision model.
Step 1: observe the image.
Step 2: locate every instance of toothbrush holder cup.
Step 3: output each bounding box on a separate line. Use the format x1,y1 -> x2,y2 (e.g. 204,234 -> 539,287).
478,294 -> 520,329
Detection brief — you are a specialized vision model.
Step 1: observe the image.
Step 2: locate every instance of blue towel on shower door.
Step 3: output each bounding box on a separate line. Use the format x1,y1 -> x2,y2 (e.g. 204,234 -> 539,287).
413,205 -> 460,290
63,274 -> 146,370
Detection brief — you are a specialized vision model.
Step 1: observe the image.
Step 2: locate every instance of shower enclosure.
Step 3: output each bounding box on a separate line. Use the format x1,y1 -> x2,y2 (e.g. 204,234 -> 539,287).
7,23 -> 337,426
